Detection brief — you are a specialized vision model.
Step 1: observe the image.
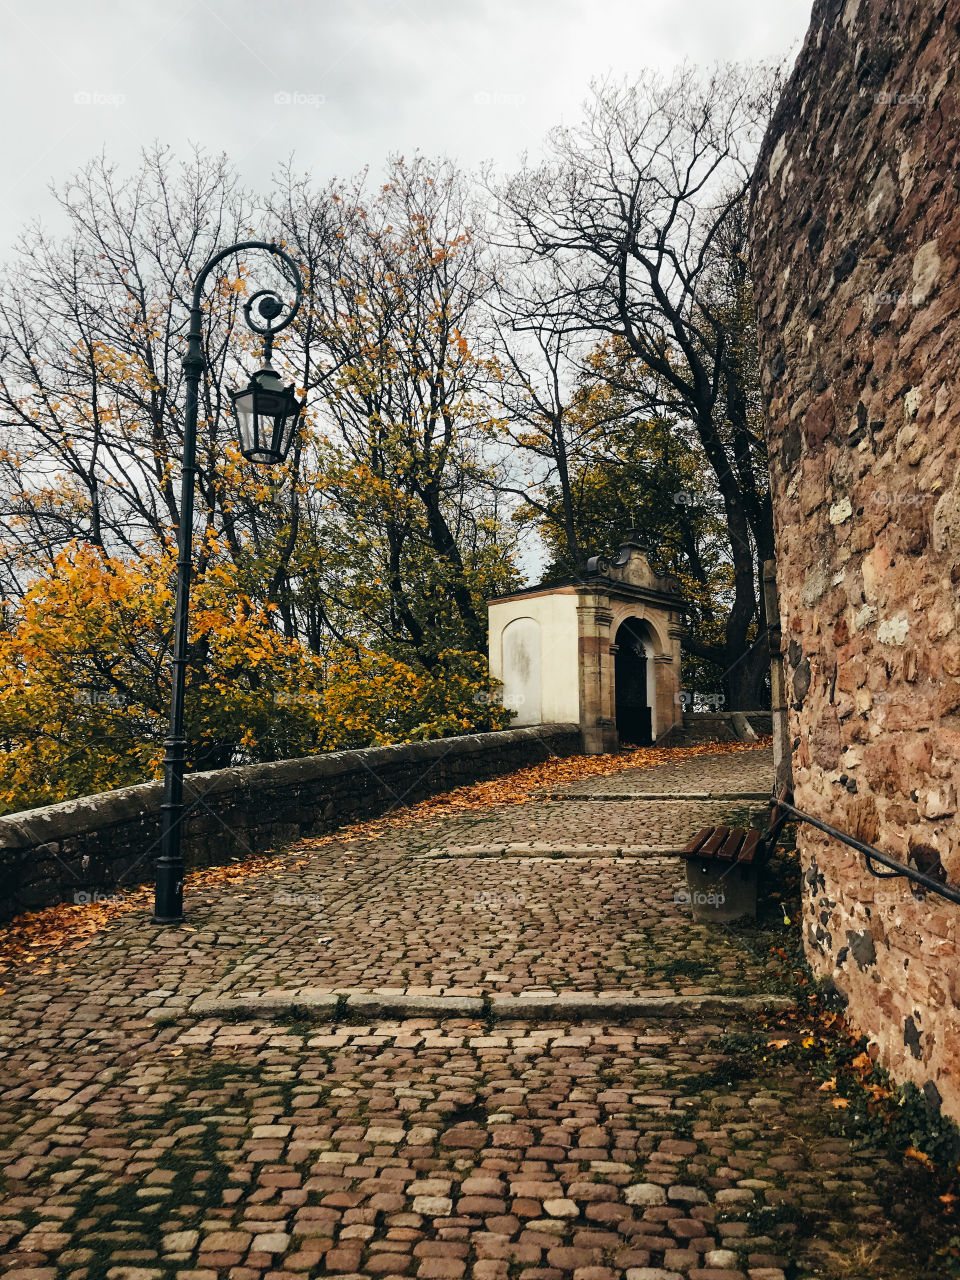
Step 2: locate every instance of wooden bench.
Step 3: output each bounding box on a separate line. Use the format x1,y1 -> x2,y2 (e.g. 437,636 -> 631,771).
678,824 -> 766,922
681,825 -> 764,867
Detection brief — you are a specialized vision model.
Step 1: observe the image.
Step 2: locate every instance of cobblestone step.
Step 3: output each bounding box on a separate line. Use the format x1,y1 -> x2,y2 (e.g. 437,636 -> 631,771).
546,747 -> 774,800
545,790 -> 771,801
180,989 -> 797,1024
421,845 -> 685,857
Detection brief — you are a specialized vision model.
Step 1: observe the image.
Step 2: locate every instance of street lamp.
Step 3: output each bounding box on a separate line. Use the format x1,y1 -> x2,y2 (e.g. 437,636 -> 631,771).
152,241 -> 304,925
231,290 -> 304,464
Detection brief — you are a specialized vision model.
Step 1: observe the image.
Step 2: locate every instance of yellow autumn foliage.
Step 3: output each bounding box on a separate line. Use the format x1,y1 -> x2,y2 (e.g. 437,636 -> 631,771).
0,544 -> 509,815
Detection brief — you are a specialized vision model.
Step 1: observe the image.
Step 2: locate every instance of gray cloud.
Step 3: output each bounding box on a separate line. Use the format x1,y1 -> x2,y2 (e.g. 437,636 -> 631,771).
0,0 -> 812,256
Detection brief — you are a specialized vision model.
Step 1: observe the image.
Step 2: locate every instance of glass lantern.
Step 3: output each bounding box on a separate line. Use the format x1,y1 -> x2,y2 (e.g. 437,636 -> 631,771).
230,367 -> 304,464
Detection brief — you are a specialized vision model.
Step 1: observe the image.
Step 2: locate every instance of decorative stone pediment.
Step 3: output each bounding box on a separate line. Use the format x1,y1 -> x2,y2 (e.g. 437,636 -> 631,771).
585,532 -> 684,599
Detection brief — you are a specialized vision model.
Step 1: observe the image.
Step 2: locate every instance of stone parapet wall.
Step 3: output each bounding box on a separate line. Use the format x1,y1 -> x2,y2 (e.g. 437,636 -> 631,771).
0,725 -> 582,921
752,0 -> 960,1115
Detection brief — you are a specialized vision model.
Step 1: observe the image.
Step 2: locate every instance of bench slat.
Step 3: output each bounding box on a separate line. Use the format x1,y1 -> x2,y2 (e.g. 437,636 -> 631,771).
699,826 -> 730,858
738,831 -> 762,865
717,828 -> 746,861
681,827 -> 714,857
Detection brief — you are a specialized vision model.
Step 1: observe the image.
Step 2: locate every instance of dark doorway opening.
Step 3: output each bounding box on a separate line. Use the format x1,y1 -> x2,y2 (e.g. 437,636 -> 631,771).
614,619 -> 653,745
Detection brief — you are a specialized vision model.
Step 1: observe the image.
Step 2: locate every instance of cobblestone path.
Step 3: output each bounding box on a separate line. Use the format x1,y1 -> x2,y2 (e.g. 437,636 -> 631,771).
0,746 -> 948,1279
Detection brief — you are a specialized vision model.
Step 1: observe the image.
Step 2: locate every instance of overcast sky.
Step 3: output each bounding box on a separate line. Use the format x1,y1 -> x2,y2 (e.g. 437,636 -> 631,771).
0,0 -> 812,259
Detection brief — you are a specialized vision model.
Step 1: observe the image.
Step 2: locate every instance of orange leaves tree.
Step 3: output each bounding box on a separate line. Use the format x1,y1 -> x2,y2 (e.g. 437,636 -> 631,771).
0,149 -> 515,812
0,543 -> 507,815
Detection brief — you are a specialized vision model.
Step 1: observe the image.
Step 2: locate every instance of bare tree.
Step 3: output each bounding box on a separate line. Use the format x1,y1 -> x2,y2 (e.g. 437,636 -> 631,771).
497,64 -> 781,707
0,145 -> 302,598
485,258 -> 602,570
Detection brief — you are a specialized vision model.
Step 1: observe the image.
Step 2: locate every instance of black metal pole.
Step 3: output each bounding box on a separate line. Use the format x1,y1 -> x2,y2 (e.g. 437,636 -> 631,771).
151,295 -> 203,923
152,240 -> 303,925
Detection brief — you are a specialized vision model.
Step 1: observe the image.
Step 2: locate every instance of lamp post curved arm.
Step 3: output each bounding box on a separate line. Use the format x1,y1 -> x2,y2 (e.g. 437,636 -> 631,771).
183,239 -> 302,369
153,241 -> 304,925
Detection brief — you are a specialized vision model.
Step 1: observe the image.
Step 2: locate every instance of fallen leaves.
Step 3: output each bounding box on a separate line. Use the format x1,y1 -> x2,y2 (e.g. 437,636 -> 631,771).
0,736 -> 769,975
0,847 -> 311,975
905,1146 -> 936,1170
298,736 -> 773,850
864,1083 -> 893,1103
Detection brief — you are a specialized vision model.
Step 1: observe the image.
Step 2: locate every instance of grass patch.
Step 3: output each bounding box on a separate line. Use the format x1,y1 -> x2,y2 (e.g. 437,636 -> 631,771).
653,955 -> 713,980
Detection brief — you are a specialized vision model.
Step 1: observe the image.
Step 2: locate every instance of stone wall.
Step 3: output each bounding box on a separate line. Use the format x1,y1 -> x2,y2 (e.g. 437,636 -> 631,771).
0,724 -> 581,921
752,0 -> 960,1116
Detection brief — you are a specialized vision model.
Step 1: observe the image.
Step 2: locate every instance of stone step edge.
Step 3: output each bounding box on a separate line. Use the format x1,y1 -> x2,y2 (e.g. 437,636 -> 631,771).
543,791 -> 772,801
164,990 -> 796,1024
420,845 -> 683,857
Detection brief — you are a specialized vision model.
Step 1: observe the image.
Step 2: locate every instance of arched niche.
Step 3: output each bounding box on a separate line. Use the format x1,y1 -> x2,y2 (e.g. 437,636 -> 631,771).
501,616 -> 542,726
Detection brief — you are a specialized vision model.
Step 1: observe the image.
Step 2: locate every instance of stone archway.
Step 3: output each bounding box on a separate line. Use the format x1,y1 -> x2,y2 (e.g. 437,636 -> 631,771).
613,618 -> 656,745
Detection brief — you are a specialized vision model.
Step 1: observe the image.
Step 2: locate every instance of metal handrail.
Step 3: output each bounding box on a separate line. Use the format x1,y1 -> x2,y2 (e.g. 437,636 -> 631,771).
765,793 -> 960,907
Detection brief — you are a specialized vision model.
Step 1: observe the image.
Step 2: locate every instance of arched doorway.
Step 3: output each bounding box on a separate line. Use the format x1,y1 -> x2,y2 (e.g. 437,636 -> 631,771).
614,618 -> 654,745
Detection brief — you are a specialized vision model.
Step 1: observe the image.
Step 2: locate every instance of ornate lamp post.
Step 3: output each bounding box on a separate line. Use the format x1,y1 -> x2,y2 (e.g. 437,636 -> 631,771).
152,241 -> 304,925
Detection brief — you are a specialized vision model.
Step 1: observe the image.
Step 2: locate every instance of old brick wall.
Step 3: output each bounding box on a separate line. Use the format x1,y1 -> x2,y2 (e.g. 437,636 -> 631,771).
0,724 -> 581,921
752,0 -> 960,1116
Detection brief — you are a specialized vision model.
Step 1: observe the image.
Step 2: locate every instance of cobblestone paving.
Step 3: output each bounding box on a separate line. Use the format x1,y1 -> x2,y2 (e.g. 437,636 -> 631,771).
546,750 -> 774,798
0,745 -> 946,1278
157,854 -> 784,1005
0,1016 -> 935,1280
411,800 -> 757,850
